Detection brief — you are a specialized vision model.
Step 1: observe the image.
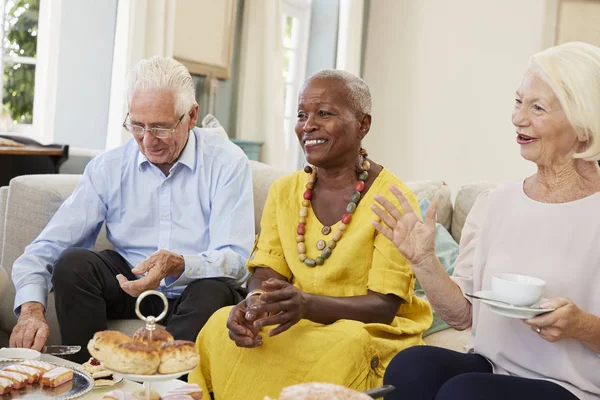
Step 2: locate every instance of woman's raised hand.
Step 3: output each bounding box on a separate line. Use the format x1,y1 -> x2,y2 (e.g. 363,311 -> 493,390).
371,186 -> 438,268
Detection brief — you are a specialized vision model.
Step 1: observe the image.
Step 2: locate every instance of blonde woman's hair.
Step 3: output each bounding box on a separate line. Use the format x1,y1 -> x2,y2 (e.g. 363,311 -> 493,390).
530,42 -> 600,161
126,56 -> 197,117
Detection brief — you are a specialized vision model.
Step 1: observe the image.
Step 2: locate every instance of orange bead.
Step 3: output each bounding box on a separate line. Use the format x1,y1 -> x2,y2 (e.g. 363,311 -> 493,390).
303,189 -> 313,200
355,180 -> 365,192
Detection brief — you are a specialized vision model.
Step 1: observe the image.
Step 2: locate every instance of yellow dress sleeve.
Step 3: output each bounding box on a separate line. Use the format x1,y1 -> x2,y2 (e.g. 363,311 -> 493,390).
367,187 -> 421,302
246,182 -> 293,279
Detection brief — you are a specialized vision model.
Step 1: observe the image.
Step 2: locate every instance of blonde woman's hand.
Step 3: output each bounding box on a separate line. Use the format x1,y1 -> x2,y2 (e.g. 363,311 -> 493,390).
371,186 -> 438,268
525,297 -> 593,343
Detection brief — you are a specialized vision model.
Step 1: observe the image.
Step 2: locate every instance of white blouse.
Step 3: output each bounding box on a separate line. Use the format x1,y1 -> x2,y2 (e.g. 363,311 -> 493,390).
452,180 -> 600,400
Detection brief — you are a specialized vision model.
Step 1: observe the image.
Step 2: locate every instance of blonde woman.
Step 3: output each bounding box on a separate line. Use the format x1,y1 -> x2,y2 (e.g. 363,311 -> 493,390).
374,42 -> 600,400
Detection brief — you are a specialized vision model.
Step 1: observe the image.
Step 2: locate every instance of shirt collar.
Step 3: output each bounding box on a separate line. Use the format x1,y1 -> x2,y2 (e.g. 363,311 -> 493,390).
136,130 -> 197,172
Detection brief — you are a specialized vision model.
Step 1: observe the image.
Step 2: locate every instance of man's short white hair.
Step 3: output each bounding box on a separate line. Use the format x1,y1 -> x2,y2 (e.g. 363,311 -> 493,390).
305,69 -> 371,115
126,56 -> 197,117
531,42 -> 600,161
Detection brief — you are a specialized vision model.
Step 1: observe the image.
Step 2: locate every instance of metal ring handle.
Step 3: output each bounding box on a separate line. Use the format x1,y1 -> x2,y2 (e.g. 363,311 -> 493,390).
135,290 -> 169,323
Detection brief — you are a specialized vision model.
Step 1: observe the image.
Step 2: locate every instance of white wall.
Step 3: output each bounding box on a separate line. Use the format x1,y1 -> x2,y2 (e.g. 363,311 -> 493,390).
53,0 -> 118,151
363,0 -> 558,194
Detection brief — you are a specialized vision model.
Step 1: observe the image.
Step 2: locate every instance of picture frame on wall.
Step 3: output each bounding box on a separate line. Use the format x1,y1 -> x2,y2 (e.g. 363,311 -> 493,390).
555,0 -> 600,46
173,0 -> 238,79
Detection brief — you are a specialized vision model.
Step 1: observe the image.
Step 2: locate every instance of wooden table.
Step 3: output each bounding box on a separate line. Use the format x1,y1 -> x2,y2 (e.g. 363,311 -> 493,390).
0,144 -> 68,187
39,354 -> 185,399
0,145 -> 64,156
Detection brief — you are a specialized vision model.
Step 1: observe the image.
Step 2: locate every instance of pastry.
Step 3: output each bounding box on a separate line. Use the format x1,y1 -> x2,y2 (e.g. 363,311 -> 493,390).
3,364 -> 42,383
88,330 -> 133,361
102,342 -> 160,375
132,388 -> 160,400
162,383 -> 203,400
44,380 -> 74,396
133,326 -> 174,348
158,340 -> 199,374
272,382 -> 372,400
0,377 -> 12,395
103,389 -> 136,400
21,360 -> 56,372
41,366 -> 74,388
0,370 -> 28,389
83,357 -> 106,375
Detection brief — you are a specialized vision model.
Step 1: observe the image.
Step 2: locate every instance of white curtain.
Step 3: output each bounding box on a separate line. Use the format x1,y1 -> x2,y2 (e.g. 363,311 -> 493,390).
235,0 -> 290,170
105,0 -> 175,150
336,0 -> 365,76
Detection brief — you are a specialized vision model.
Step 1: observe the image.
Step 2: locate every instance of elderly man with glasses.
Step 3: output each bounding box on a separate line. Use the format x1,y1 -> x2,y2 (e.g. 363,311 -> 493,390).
9,56 -> 255,363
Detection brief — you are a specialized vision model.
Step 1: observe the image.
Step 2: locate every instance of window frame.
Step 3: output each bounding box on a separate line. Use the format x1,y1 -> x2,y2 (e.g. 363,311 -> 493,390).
0,0 -> 60,144
281,0 -> 311,166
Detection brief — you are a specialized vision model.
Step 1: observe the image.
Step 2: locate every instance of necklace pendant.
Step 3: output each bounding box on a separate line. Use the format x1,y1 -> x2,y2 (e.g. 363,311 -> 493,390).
316,240 -> 326,251
321,226 -> 331,235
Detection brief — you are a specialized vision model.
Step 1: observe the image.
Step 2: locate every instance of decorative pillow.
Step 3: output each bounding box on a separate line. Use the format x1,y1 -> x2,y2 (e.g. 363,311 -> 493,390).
416,198 -> 459,337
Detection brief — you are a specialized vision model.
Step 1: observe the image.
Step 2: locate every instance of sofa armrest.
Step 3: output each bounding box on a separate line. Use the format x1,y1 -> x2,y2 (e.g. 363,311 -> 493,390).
0,174 -> 84,339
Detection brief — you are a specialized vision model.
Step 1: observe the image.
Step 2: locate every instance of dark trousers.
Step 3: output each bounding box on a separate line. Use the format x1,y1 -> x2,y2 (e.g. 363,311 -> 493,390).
383,346 -> 578,400
52,248 -> 244,364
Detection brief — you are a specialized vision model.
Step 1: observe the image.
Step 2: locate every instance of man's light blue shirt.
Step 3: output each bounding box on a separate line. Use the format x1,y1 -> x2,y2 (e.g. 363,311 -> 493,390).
12,127 -> 255,313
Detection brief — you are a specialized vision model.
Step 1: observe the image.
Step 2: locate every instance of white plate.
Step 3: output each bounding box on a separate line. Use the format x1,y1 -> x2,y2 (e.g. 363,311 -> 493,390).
0,347 -> 41,360
105,368 -> 194,383
474,290 -> 555,319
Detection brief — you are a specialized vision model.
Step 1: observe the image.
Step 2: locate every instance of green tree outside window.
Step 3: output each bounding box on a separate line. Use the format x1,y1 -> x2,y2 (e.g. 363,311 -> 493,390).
2,0 -> 39,124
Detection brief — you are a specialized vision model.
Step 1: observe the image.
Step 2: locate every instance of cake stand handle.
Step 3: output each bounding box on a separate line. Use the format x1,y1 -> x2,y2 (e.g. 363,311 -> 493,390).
144,380 -> 152,400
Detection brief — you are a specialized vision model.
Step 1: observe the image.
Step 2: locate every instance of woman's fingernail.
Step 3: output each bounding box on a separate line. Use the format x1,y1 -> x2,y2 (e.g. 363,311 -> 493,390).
257,335 -> 262,340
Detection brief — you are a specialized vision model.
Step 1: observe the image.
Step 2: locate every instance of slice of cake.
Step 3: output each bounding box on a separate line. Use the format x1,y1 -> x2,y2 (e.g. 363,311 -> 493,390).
162,384 -> 203,400
41,366 -> 74,388
0,377 -> 13,395
103,389 -> 136,400
3,364 -> 42,383
21,360 -> 55,373
0,370 -> 28,389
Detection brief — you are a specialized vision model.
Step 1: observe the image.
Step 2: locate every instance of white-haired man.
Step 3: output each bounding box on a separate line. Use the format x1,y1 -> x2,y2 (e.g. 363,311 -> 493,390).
9,56 -> 255,363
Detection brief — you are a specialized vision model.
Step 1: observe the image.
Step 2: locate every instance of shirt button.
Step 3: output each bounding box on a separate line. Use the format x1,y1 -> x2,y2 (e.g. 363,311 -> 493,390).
370,356 -> 379,369
162,212 -> 168,218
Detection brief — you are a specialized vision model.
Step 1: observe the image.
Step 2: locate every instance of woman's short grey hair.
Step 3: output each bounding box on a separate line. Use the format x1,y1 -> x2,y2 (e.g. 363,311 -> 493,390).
304,69 -> 371,116
126,56 -> 197,117
530,42 -> 600,161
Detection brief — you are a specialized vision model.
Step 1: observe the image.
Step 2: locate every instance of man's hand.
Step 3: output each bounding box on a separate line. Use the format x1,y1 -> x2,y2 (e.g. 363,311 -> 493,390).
116,250 -> 185,297
9,302 -> 49,351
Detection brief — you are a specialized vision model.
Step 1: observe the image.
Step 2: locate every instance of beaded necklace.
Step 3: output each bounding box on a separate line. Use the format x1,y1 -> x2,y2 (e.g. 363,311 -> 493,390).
296,153 -> 371,267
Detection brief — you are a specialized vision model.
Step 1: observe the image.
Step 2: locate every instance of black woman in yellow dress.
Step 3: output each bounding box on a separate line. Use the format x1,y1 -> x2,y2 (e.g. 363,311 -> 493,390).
189,69 -> 432,400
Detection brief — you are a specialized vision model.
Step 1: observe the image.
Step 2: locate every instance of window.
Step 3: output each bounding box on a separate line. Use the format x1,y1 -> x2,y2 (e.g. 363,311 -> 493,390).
281,0 -> 311,168
0,0 -> 39,126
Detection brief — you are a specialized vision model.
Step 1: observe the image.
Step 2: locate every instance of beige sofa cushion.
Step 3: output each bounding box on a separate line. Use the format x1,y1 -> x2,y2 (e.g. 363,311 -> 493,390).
405,181 -> 452,231
451,182 -> 498,243
424,327 -> 471,352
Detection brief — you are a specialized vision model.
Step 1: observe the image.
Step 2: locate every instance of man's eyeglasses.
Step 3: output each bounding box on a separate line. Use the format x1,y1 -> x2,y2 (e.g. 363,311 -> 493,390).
122,113 -> 185,139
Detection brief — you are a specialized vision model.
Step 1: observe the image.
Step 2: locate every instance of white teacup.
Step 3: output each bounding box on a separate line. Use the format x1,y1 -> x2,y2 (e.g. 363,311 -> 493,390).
491,273 -> 546,307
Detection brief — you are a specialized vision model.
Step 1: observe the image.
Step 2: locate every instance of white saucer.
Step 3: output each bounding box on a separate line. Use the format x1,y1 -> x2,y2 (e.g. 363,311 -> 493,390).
106,368 -> 194,382
474,290 -> 555,319
0,347 -> 41,360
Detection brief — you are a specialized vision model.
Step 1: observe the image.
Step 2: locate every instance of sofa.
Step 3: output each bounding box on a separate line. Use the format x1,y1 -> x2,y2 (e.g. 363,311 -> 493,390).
0,160 -> 496,352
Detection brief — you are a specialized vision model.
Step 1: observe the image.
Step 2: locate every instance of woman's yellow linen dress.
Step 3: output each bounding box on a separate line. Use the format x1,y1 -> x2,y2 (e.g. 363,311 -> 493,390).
189,168 -> 432,399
